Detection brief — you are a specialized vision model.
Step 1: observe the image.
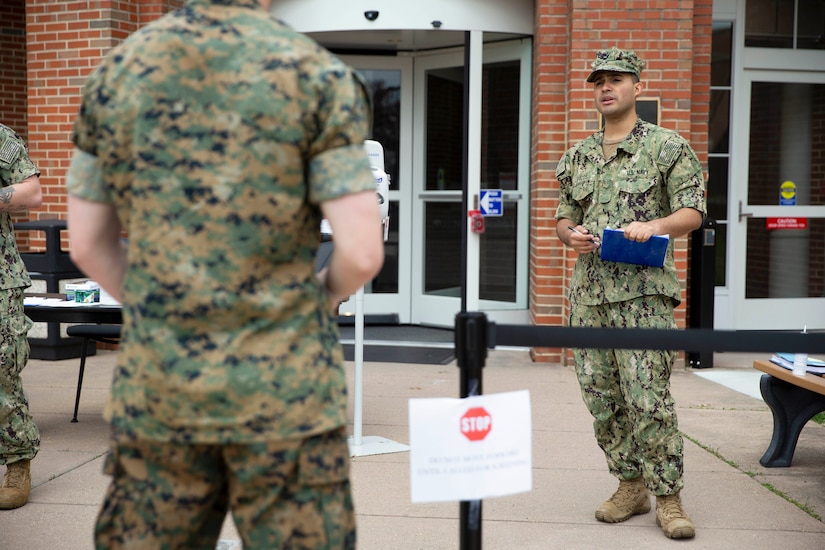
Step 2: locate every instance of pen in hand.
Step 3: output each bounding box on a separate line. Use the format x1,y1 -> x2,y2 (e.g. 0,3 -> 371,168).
568,225 -> 601,248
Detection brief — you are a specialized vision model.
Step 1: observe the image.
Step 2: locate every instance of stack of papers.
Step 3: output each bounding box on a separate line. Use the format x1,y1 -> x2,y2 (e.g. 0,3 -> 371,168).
23,297 -> 115,308
24,297 -> 69,307
599,227 -> 669,268
770,352 -> 825,375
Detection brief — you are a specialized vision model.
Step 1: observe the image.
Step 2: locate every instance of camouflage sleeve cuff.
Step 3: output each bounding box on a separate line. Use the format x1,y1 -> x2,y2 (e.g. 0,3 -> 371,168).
670,177 -> 707,216
667,175 -> 706,216
308,144 -> 375,204
555,207 -> 582,222
0,145 -> 39,186
66,147 -> 110,203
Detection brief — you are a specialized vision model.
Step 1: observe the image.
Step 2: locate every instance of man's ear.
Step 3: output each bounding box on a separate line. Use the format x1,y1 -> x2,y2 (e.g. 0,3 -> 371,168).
634,81 -> 644,98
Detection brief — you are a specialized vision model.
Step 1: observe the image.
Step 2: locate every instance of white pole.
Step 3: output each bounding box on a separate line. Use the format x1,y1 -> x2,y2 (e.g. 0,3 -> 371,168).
352,285 -> 365,446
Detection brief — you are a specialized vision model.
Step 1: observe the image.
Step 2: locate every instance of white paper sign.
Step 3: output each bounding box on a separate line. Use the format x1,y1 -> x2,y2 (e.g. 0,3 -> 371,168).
408,390 -> 532,503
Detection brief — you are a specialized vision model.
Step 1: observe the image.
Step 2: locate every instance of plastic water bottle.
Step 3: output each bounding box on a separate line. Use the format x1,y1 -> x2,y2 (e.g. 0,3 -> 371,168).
792,326 -> 808,377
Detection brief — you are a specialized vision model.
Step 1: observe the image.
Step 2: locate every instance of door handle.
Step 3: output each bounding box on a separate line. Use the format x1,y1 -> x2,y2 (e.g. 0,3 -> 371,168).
738,201 -> 753,222
502,192 -> 523,200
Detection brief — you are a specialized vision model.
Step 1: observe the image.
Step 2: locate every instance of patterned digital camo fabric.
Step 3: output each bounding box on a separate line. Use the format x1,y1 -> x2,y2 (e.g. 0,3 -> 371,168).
570,296 -> 684,495
586,47 -> 646,82
0,123 -> 37,291
555,118 -> 706,307
67,0 -> 376,444
95,428 -> 355,548
0,289 -> 39,464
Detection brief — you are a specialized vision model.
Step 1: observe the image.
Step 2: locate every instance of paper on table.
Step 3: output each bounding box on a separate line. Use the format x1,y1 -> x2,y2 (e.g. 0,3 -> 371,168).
24,297 -> 64,306
24,297 -> 109,308
770,352 -> 825,375
599,227 -> 669,268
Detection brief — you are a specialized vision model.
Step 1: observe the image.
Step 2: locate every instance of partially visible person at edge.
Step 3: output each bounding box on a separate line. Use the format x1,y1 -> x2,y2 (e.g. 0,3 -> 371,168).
0,123 -> 42,511
554,47 -> 706,540
65,0 -> 384,548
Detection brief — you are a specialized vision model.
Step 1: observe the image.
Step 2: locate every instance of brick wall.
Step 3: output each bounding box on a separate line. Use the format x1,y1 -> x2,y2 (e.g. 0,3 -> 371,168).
1,0 -> 33,239
530,0 -> 711,363
0,1 -> 28,137
24,0 -> 182,229
530,0 -> 571,363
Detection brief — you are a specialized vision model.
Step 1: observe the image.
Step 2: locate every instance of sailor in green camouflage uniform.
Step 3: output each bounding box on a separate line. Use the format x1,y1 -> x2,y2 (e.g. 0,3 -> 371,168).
0,123 -> 43,510
555,48 -> 705,539
65,1 -> 384,548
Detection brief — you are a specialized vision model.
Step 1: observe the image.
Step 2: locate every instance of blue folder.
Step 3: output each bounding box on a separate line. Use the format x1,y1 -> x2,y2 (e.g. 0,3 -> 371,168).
599,228 -> 669,268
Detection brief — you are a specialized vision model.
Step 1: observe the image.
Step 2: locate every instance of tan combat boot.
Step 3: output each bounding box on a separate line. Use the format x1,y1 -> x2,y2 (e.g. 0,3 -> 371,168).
595,477 -> 651,523
0,460 -> 32,510
656,493 -> 695,539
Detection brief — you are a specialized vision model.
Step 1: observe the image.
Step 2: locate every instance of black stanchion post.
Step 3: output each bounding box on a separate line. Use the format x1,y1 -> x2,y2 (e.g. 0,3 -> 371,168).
688,217 -> 716,369
455,311 -> 488,550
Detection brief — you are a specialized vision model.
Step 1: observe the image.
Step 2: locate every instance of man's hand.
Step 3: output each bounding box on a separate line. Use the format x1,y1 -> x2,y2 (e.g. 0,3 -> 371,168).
557,219 -> 600,254
621,208 -> 703,242
620,220 -> 659,242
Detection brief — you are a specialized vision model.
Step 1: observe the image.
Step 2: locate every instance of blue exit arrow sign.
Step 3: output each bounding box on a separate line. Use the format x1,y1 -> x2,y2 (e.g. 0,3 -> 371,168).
479,189 -> 503,217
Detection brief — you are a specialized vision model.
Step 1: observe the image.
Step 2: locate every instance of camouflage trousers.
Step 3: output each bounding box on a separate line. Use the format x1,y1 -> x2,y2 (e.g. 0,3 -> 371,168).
0,288 -> 39,464
570,295 -> 684,496
95,427 -> 355,550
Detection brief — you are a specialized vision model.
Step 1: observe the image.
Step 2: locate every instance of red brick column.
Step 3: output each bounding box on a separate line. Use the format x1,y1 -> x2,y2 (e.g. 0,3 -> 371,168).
0,2 -> 29,137
530,0 -> 572,363
24,0 -> 183,229
1,1 -> 33,238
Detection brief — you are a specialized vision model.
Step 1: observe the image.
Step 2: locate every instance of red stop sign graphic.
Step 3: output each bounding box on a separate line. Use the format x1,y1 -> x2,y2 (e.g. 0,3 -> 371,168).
460,407 -> 492,441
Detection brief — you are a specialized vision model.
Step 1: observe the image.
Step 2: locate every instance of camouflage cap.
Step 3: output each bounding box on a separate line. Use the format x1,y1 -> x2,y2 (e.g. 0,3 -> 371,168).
586,47 -> 645,82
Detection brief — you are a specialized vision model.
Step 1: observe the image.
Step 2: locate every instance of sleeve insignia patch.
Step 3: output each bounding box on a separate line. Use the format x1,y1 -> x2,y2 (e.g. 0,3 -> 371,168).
657,140 -> 682,167
0,138 -> 21,165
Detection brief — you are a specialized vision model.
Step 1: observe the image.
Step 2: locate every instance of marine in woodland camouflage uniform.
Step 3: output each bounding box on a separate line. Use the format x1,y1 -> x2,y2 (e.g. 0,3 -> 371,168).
555,49 -> 705,499
66,0 -> 378,547
0,123 -> 40,471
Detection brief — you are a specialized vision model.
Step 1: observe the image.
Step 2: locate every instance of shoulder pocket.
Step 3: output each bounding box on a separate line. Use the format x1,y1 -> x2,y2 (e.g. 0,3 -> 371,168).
572,177 -> 595,201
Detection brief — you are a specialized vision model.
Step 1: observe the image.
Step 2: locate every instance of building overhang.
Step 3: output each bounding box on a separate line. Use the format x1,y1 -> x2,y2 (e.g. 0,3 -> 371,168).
271,0 -> 533,52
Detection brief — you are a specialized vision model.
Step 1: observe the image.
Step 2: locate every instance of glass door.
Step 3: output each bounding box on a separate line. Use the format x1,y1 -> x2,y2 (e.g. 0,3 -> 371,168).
733,71 -> 825,330
411,41 -> 531,327
337,55 -> 413,322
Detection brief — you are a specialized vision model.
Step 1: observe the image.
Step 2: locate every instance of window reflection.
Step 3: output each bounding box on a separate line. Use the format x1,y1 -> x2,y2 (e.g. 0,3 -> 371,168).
709,20 -> 733,289
711,21 -> 733,86
426,68 -> 464,192
748,82 -> 825,206
358,69 -> 401,294
745,0 -> 825,49
746,218 -> 824,298
359,69 -> 401,190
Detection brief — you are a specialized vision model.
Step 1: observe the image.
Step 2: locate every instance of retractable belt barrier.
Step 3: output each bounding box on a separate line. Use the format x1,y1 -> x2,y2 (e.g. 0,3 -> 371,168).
488,325 -> 825,354
453,312 -> 825,550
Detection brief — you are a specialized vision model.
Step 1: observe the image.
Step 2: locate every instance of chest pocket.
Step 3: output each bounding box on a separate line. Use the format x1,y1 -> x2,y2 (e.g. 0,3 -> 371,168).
617,169 -> 659,194
571,174 -> 595,205
616,166 -> 666,220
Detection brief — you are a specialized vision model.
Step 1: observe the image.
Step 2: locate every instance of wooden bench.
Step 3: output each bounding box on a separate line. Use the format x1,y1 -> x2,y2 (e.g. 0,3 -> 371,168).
753,360 -> 825,467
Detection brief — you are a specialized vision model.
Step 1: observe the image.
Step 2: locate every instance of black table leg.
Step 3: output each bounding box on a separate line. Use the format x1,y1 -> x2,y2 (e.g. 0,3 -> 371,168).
759,374 -> 825,467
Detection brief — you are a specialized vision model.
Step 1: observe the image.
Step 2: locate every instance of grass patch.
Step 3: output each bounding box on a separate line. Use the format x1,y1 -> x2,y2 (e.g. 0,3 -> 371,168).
682,433 -> 822,522
813,412 -> 825,425
762,482 -> 821,520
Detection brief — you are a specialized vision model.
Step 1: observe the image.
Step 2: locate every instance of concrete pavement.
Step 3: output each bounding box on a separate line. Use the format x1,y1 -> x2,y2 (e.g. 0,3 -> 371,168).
2,348 -> 825,549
